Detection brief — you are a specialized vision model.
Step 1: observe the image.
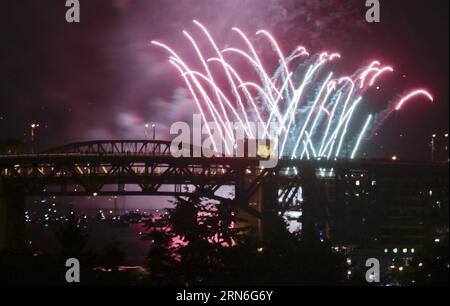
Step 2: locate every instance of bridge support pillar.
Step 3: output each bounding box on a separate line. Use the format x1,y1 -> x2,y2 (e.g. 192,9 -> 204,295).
301,166 -> 330,240
0,180 -> 25,250
236,169 -> 281,242
260,171 -> 280,242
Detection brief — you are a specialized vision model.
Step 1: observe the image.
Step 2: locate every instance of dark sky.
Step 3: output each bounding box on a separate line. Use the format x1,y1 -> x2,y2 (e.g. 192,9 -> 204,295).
1,0 -> 449,161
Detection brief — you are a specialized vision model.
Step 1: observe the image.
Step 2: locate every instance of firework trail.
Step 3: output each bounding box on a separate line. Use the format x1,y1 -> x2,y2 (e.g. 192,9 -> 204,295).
152,21 -> 433,159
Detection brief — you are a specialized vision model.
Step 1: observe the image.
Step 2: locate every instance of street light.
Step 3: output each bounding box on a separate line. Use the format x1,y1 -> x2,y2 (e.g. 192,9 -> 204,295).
30,123 -> 40,153
144,123 -> 149,140
391,155 -> 397,161
144,123 -> 156,140
445,134 -> 449,160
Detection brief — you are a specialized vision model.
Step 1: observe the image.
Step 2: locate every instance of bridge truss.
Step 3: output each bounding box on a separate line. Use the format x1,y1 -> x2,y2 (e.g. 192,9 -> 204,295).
1,140 -> 448,224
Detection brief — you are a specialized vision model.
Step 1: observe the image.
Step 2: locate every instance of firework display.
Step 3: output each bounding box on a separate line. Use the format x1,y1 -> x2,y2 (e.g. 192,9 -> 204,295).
152,20 -> 433,159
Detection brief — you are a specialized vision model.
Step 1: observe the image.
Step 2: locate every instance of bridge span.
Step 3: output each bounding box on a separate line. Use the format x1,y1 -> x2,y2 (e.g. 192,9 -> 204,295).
1,140 -> 448,249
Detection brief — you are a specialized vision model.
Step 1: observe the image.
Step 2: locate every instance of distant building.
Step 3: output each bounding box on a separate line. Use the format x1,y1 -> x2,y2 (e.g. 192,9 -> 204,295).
327,167 -> 448,283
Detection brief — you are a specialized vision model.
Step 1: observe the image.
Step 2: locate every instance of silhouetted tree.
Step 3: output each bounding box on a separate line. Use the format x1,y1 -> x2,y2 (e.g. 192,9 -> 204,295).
54,212 -> 97,284
143,229 -> 181,285
55,213 -> 89,259
142,193 -> 348,286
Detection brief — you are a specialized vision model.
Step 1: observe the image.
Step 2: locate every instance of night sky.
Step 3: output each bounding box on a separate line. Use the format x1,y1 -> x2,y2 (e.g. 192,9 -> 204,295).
1,0 -> 449,161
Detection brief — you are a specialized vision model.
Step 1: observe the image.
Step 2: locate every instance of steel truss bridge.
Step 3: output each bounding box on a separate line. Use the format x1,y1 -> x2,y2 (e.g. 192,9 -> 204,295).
0,140 -> 448,246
